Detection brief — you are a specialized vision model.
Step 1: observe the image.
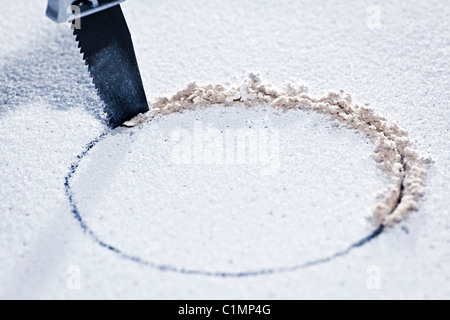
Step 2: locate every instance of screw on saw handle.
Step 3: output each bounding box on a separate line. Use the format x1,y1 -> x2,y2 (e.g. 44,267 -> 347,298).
46,0 -> 125,23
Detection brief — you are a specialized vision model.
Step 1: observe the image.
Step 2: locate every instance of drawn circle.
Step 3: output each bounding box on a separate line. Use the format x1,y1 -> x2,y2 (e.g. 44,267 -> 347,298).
66,106 -> 385,277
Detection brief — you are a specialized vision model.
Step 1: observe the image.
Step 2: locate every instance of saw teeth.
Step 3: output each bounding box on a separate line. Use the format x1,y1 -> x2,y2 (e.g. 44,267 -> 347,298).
70,4 -> 149,128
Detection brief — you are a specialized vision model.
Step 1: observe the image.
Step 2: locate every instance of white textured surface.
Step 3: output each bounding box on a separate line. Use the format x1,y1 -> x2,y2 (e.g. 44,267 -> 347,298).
74,107 -> 382,271
0,0 -> 449,299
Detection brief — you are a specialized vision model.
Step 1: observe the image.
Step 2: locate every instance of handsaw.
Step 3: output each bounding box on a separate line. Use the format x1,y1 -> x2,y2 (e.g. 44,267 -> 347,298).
46,0 -> 149,128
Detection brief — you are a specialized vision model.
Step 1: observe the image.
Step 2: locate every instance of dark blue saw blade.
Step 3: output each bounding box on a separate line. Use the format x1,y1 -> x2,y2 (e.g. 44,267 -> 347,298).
73,4 -> 149,128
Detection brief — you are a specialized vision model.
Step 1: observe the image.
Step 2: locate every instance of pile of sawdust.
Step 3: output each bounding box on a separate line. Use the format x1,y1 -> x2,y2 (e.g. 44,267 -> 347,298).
124,74 -> 427,227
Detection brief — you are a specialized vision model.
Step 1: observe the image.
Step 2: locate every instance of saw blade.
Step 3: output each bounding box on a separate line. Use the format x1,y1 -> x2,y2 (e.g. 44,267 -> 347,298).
73,4 -> 149,128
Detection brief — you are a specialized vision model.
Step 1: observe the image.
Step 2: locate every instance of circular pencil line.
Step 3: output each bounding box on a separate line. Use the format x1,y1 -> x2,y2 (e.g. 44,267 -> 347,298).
64,128 -> 382,278
65,76 -> 427,276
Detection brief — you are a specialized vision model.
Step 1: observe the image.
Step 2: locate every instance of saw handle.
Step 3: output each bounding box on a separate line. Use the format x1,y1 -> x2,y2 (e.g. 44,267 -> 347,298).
46,0 -> 125,23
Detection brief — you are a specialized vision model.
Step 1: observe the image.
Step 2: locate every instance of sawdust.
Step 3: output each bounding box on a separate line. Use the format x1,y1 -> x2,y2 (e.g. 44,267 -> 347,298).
124,73 -> 427,227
